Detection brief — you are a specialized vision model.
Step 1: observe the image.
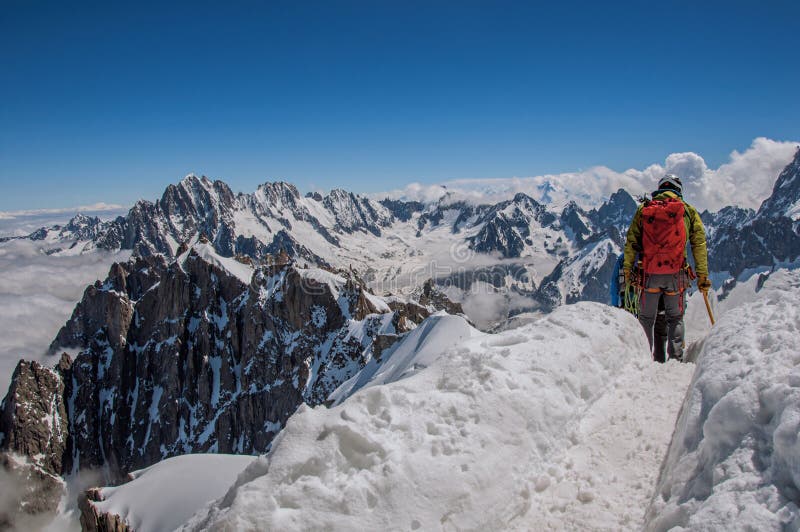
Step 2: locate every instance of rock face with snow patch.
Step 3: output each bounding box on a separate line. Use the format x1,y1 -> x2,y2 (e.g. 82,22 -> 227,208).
756,146 -> 800,221
704,147 -> 800,279
0,356 -> 71,528
12,149 -> 800,324
468,193 -> 559,258
588,188 -> 638,233
79,488 -> 132,532
0,453 -> 65,530
0,246 -> 440,482
0,356 -> 71,476
533,230 -> 621,310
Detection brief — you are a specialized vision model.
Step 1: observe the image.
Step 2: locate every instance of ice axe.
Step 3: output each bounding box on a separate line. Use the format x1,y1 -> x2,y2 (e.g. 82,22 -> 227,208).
702,290 -> 715,326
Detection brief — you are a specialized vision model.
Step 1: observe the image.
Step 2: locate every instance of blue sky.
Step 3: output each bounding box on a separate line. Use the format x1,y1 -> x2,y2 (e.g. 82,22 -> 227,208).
1,0 -> 799,210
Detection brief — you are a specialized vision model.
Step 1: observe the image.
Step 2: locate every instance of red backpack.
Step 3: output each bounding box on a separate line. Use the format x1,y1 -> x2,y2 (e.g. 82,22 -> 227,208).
640,198 -> 686,274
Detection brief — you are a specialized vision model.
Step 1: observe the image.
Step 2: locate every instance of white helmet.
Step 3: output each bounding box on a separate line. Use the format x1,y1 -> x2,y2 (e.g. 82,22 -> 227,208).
658,174 -> 683,194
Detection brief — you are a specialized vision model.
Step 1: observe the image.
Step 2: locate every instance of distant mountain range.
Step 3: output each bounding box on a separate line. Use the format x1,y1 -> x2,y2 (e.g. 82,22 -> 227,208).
4,147 -> 800,320
1,148 -> 798,528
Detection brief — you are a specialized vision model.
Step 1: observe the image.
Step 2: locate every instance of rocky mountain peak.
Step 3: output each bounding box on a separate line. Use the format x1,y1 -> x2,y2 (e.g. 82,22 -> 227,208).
255,181 -> 302,207
559,201 -> 592,242
1,248 -> 454,485
60,213 -> 105,241
756,146 -> 800,221
0,358 -> 70,476
589,188 -> 637,233
700,205 -> 755,239
379,198 -> 424,222
323,189 -> 393,236
162,175 -> 236,217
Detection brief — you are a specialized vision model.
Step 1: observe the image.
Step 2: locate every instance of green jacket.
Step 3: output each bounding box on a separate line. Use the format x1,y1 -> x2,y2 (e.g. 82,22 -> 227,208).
623,190 -> 709,277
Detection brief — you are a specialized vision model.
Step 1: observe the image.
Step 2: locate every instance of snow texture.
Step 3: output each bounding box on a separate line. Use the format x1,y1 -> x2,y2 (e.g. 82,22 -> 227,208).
93,454 -> 255,532
190,242 -> 254,285
645,269 -> 800,531
183,302 -> 677,531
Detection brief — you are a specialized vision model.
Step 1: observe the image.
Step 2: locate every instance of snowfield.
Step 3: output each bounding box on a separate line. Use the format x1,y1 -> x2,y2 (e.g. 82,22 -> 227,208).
181,302 -> 678,531
91,454 -> 256,532
645,269 -> 800,531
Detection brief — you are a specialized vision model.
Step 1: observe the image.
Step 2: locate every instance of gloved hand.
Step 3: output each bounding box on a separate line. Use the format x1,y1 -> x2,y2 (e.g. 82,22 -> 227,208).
697,275 -> 712,293
623,269 -> 632,287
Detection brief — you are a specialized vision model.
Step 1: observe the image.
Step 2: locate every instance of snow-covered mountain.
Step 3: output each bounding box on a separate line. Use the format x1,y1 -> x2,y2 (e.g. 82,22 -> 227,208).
701,149 -> 800,282
756,146 -> 800,222
9,147 -> 799,327
2,148 -> 800,530
63,267 -> 800,532
50,270 -> 800,531
3,176 -> 640,329
0,244 -> 464,485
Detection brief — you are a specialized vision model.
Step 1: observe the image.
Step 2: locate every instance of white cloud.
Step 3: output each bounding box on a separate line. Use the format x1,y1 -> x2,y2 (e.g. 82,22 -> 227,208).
0,240 -> 130,393
376,137 -> 799,212
700,137 -> 799,212
375,182 -> 450,204
0,202 -> 126,219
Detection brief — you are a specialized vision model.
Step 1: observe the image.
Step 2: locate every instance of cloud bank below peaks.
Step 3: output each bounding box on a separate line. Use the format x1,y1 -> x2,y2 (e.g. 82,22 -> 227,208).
380,137 -> 799,213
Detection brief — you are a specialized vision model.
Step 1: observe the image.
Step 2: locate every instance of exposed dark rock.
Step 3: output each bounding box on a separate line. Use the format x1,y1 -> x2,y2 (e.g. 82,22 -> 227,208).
419,279 -> 465,316
78,487 -> 131,532
323,189 -> 393,236
700,205 -> 754,237
0,357 -> 70,476
707,215 -> 800,277
589,188 -> 637,234
2,249 -> 435,482
469,193 -> 557,258
305,191 -> 323,202
533,233 -> 619,311
265,230 -> 332,268
559,201 -> 592,244
380,199 -> 424,222
372,334 -> 401,361
756,146 -> 800,220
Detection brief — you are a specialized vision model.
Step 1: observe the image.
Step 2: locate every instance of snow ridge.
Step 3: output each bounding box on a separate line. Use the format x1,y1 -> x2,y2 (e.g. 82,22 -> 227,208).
182,303 -> 650,531
645,269 -> 800,531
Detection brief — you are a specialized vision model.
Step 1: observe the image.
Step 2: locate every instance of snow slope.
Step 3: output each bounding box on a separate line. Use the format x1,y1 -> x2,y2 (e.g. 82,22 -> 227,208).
92,454 -> 256,532
182,302 -> 668,531
185,242 -> 255,285
645,269 -> 800,531
328,312 -> 481,405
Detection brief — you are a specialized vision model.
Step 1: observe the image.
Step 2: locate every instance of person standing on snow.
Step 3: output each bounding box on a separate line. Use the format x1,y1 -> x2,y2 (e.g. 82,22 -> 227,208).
610,253 -> 669,362
622,175 -> 711,362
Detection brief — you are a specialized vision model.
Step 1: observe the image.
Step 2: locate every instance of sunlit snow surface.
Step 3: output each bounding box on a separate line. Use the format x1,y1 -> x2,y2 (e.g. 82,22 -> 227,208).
184,242 -> 255,285
93,454 -> 255,532
645,269 -> 800,530
181,302 -> 660,531
169,270 -> 795,531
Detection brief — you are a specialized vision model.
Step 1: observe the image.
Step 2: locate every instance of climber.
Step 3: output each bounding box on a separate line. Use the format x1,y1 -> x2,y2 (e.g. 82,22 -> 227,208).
610,253 -> 669,362
622,175 -> 710,362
